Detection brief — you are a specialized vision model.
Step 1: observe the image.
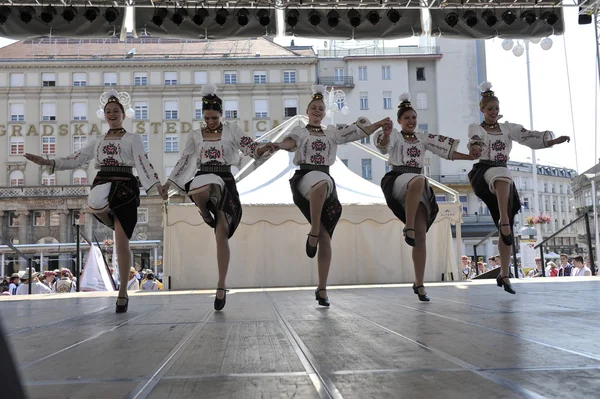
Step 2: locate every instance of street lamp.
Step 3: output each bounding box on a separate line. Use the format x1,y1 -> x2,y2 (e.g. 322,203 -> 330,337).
501,37 -> 554,244
324,87 -> 349,125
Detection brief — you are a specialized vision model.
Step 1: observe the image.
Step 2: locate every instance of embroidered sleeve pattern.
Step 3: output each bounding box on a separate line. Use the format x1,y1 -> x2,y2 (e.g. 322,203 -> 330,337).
467,124 -> 486,151
132,134 -> 160,192
332,118 -> 368,144
508,123 -> 555,150
53,140 -> 96,171
238,135 -> 260,158
425,134 -> 459,160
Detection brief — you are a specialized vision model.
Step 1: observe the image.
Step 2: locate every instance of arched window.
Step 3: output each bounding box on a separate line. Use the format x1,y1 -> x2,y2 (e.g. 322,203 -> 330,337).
9,170 -> 24,186
73,169 -> 88,185
41,171 -> 56,186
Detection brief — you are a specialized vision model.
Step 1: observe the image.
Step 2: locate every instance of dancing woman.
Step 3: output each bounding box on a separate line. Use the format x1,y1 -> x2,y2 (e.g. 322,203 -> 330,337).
467,82 -> 570,294
271,85 -> 391,307
25,89 -> 164,312
375,93 -> 473,301
162,84 -> 272,311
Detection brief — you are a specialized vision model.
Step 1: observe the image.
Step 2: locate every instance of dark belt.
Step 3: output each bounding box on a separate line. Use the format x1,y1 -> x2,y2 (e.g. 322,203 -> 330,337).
99,166 -> 133,174
479,160 -> 507,167
199,164 -> 231,173
392,165 -> 422,174
299,164 -> 330,173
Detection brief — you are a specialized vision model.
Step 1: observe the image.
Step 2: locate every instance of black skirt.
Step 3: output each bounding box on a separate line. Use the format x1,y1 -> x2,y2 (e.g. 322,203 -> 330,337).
289,170 -> 342,238
92,171 -> 140,240
185,171 -> 242,239
468,163 -> 521,228
381,171 -> 439,232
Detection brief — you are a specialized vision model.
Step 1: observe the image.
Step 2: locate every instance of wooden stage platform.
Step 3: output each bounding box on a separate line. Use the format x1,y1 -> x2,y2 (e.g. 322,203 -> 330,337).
2,278 -> 600,399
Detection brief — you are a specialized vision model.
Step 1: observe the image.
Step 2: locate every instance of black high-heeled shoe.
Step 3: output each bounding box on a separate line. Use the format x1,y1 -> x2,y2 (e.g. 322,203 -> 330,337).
306,233 -> 319,258
403,228 -> 416,247
412,284 -> 430,302
499,223 -> 513,246
214,288 -> 229,311
496,275 -> 516,294
115,297 -> 129,313
315,288 -> 330,307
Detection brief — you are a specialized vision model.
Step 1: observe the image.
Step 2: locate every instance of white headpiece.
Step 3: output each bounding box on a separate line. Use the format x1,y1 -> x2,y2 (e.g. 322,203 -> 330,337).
398,92 -> 412,109
201,83 -> 217,97
310,84 -> 327,102
478,81 -> 493,94
96,89 -> 135,119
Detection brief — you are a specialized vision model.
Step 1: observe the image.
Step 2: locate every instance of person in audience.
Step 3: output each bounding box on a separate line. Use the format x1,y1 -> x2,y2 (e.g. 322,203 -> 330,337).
557,253 -> 573,276
572,256 -> 592,276
142,273 -> 160,291
547,262 -> 559,277
127,267 -> 140,291
53,269 -> 76,293
16,272 -> 51,295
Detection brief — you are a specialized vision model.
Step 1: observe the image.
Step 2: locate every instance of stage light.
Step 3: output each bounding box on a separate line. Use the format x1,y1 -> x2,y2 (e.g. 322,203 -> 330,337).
347,9 -> 361,28
19,6 -> 35,24
40,6 -> 56,24
387,9 -> 401,24
171,8 -> 188,25
257,9 -> 270,26
215,8 -> 228,26
501,39 -> 514,51
327,10 -> 339,28
540,37 -> 553,50
62,6 -> 77,23
308,10 -> 321,26
521,10 -> 537,25
84,7 -> 100,23
286,9 -> 299,27
444,12 -> 459,27
501,10 -> 517,25
541,11 -> 559,25
578,7 -> 592,25
152,8 -> 168,27
0,6 -> 9,25
105,7 -> 119,24
366,11 -> 380,25
193,8 -> 208,26
512,43 -> 524,57
237,8 -> 249,26
482,10 -> 497,27
463,10 -> 478,27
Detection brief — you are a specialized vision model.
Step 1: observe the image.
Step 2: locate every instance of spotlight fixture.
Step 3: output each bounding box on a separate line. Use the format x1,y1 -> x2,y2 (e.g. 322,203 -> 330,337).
541,10 -> 559,25
347,9 -> 361,28
40,5 -> 56,24
578,7 -> 591,25
171,8 -> 188,25
308,10 -> 321,26
463,10 -> 478,27
237,8 -> 249,26
193,8 -> 209,26
84,7 -> 100,23
62,6 -> 77,23
387,9 -> 401,24
327,10 -> 339,28
286,9 -> 299,27
367,10 -> 380,25
444,11 -> 459,27
521,10 -> 537,25
481,10 -> 497,27
256,9 -> 270,26
104,7 -> 119,24
19,6 -> 35,24
215,8 -> 228,26
0,5 -> 9,25
501,10 -> 517,25
152,8 -> 168,27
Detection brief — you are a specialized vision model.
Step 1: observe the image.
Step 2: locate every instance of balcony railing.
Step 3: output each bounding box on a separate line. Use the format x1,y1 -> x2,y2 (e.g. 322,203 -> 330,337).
430,174 -> 470,184
0,185 -> 90,198
317,46 -> 440,58
316,76 -> 354,88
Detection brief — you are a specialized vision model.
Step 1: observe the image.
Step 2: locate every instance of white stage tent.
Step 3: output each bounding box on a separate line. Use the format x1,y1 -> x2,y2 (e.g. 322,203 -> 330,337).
163,118 -> 463,290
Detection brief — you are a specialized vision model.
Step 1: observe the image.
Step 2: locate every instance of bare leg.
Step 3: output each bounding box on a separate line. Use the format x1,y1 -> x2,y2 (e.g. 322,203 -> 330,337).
316,225 -> 332,299
494,180 -> 512,238
498,240 -> 512,279
308,182 -> 328,247
214,210 -> 230,300
94,210 -> 112,227
114,217 -> 131,305
191,186 -> 213,221
412,204 -> 428,293
404,176 -> 426,240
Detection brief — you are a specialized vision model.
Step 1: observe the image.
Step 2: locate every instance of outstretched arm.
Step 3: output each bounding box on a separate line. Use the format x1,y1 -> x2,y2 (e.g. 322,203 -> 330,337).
452,151 -> 477,161
547,136 -> 570,146
273,137 -> 298,151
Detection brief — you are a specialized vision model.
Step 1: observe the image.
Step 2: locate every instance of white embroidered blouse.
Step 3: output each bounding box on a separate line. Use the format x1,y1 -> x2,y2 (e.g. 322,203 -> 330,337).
168,122 -> 259,191
52,132 -> 160,192
467,122 -> 554,163
283,118 -> 369,166
374,129 -> 459,167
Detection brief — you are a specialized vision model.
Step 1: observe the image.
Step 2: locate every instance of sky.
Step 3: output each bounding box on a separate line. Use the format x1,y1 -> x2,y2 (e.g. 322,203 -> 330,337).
0,7 -> 597,173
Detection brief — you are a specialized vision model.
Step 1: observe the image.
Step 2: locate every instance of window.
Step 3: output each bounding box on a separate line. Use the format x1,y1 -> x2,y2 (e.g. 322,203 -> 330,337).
523,197 -> 530,209
73,72 -> 87,86
334,68 -> 344,83
381,66 -> 391,80
33,211 -> 46,227
360,136 -> 371,144
416,67 -> 426,81
164,101 -> 178,120
194,71 -> 208,85
9,212 -> 20,227
551,183 -> 556,193
41,171 -> 56,186
164,71 -> 178,85
141,134 -> 149,153
194,101 -> 203,119
559,184 -> 564,194
73,169 -> 88,185
42,137 -> 56,155
50,212 -> 61,226
283,70 -> 296,83
544,198 -> 549,211
137,208 -> 149,224
361,159 -> 372,180
560,198 -> 565,212
9,170 -> 24,187
10,103 -> 25,122
383,91 -> 392,109
436,195 -> 447,203
416,93 -> 428,110
359,92 -> 369,110
10,137 -> 25,155
418,124 -> 429,133
224,71 -> 237,84
134,72 -> 147,86
72,102 -> 87,121
553,199 -> 557,212
41,103 -> 56,121
73,136 -> 87,152
134,102 -> 148,120
165,134 -> 179,152
460,195 -> 468,215
104,72 -> 117,86
224,100 -> 239,119
10,73 -> 24,86
42,72 -> 56,87
341,159 -> 349,167
254,100 -> 268,118
544,182 -> 548,192
284,99 -> 297,118
254,71 -> 267,84
358,66 -> 367,81
336,98 -> 345,110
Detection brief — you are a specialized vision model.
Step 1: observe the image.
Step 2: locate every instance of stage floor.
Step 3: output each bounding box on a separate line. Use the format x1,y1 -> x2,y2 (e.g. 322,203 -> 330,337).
2,278 -> 600,399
